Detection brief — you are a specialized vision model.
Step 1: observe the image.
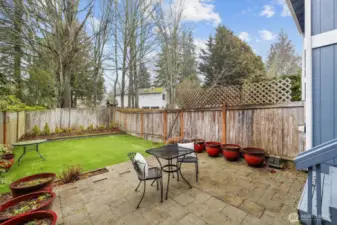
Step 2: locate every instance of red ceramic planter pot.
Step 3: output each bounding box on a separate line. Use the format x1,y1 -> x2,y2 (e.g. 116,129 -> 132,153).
193,139 -> 205,153
243,147 -> 265,166
10,173 -> 56,197
0,154 -> 15,170
0,191 -> 56,222
205,142 -> 221,157
221,144 -> 241,161
2,210 -> 57,225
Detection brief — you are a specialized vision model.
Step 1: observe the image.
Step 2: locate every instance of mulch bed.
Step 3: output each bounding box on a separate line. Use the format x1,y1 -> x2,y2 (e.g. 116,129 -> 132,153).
20,128 -> 121,141
0,167 -> 109,205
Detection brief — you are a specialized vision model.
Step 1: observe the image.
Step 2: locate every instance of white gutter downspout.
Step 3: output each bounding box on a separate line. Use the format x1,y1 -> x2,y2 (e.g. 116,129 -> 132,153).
305,0 -> 313,150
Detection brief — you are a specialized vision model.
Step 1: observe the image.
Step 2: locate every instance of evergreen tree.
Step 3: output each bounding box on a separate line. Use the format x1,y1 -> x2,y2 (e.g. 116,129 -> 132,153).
266,30 -> 301,77
138,63 -> 151,88
199,25 -> 266,87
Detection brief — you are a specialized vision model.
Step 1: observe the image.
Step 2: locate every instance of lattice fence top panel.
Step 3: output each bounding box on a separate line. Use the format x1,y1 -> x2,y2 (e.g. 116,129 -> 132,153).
179,78 -> 292,108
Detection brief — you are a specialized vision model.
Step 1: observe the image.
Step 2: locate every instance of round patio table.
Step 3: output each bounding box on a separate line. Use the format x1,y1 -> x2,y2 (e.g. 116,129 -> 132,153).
12,139 -> 47,165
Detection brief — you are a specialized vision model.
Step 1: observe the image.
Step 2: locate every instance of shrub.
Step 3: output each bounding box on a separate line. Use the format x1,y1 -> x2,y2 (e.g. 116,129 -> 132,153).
59,165 -> 83,184
78,125 -> 85,133
55,127 -> 63,134
31,125 -> 40,136
43,123 -> 51,136
98,124 -> 106,130
87,124 -> 94,131
110,122 -> 118,129
65,128 -> 72,133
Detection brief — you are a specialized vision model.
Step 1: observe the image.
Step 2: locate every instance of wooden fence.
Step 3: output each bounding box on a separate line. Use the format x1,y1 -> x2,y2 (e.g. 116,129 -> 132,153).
0,107 -> 114,145
1,103 -> 305,159
115,102 -> 305,159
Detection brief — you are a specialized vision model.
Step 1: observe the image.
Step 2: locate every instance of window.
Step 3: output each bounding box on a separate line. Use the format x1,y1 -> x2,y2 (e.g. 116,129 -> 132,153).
151,106 -> 159,109
142,106 -> 150,109
162,94 -> 165,100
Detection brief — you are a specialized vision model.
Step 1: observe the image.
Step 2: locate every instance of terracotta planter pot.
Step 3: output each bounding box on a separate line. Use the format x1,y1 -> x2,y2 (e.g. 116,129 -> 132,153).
10,173 -> 56,197
205,142 -> 221,157
221,144 -> 241,161
242,147 -> 265,167
193,139 -> 205,153
0,191 -> 56,222
2,210 -> 57,225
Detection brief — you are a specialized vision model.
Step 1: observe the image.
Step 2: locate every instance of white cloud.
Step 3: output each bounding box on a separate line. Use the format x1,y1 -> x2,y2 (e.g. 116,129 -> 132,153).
260,5 -> 275,18
275,0 -> 291,17
173,0 -> 221,26
194,38 -> 207,57
259,30 -> 277,41
238,32 -> 250,42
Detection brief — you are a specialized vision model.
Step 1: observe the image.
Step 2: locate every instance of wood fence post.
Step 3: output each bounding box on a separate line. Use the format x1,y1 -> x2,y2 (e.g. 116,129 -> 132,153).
222,104 -> 227,144
180,110 -> 184,140
16,112 -> 19,141
140,110 -> 144,138
124,112 -> 127,132
163,111 -> 167,143
3,112 -> 6,145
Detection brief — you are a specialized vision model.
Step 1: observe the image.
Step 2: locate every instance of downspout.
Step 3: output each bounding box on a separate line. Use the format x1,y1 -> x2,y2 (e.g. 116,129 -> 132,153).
305,0 -> 313,150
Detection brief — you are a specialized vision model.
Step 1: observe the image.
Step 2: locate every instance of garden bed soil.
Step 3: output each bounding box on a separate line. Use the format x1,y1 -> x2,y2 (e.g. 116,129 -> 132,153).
0,192 -> 54,221
53,167 -> 109,187
20,129 -> 121,141
1,210 -> 57,225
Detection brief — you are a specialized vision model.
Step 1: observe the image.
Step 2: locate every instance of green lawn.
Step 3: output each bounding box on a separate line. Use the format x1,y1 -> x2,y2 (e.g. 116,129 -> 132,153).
1,134 -> 162,193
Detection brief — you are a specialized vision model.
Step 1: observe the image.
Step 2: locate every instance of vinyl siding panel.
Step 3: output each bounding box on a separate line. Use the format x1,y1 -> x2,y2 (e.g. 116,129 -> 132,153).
312,0 -> 337,35
312,44 -> 337,147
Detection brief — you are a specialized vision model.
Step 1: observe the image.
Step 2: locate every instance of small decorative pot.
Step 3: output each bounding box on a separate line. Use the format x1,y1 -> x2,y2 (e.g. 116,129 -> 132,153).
205,142 -> 221,157
0,191 -> 56,222
242,147 -> 265,167
1,210 -> 57,225
193,139 -> 205,153
10,173 -> 56,197
221,144 -> 241,161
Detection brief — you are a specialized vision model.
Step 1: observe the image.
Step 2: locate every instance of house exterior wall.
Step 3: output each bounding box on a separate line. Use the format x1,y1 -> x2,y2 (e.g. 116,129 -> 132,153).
115,92 -> 167,108
311,0 -> 337,147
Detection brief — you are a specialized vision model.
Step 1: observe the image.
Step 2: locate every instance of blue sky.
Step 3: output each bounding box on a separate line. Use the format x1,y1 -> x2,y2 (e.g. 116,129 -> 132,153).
183,0 -> 303,60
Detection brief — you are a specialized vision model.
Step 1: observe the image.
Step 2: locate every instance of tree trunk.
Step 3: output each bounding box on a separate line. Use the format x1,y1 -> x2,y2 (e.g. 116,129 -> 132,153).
14,0 -> 23,99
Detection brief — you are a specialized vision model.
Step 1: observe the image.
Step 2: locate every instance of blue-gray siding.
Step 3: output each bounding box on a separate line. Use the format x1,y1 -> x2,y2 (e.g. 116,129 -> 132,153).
312,44 -> 337,165
312,0 -> 337,35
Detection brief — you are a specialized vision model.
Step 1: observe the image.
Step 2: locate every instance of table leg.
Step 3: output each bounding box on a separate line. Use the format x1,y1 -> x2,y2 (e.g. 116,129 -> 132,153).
178,156 -> 192,189
36,144 -> 45,160
165,159 -> 171,200
17,146 -> 27,165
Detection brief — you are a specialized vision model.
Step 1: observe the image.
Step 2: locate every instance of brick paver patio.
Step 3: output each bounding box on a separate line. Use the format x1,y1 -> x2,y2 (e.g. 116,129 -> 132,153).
53,153 -> 306,225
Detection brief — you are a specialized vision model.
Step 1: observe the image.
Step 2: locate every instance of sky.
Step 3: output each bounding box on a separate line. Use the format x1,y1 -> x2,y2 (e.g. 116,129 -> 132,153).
182,0 -> 303,60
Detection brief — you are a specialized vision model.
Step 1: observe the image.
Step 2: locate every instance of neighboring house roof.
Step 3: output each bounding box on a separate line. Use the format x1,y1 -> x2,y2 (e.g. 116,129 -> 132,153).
116,87 -> 164,96
286,0 -> 304,34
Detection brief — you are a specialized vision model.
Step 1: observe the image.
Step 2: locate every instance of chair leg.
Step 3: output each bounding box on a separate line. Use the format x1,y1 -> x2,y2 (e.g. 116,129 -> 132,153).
156,179 -> 159,190
160,177 -> 163,203
176,161 -> 180,181
135,181 -> 141,192
195,162 -> 199,182
137,180 -> 146,209
151,179 -> 156,186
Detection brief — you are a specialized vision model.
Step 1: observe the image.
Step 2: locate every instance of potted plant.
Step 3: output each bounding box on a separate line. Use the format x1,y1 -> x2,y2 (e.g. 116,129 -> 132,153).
0,191 -> 56,222
242,147 -> 266,166
193,139 -> 205,153
221,144 -> 241,161
0,145 -> 15,170
2,210 -> 57,225
10,173 -> 56,197
205,142 -> 221,157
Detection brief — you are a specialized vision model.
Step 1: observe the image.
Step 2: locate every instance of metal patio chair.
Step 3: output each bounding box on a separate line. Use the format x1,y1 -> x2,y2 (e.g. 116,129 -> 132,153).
176,140 -> 199,182
128,152 -> 163,208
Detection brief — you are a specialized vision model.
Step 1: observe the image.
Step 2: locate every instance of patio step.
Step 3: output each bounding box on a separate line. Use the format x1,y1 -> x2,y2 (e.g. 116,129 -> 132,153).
298,169 -> 333,225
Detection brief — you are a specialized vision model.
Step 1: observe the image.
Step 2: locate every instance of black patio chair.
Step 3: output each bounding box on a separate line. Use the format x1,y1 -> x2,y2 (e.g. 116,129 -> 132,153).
128,152 -> 163,209
176,140 -> 199,182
